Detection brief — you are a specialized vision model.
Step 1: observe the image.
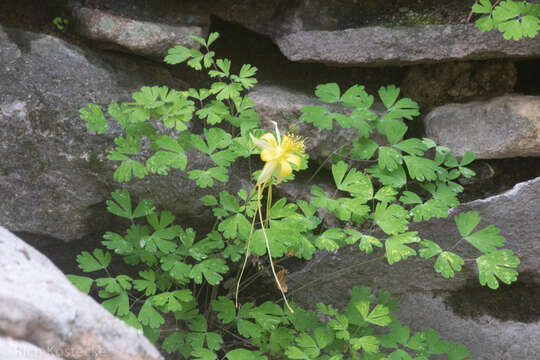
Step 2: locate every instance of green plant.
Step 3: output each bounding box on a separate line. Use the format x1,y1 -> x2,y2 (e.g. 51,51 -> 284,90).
52,16 -> 69,31
69,32 -> 520,359
472,0 -> 540,40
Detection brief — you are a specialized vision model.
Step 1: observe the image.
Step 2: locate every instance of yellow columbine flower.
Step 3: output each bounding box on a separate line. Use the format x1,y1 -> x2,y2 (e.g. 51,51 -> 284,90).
250,127 -> 305,185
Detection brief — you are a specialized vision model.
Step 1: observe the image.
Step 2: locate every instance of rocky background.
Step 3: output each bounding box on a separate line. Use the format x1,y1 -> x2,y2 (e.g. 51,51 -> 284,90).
0,0 -> 539,359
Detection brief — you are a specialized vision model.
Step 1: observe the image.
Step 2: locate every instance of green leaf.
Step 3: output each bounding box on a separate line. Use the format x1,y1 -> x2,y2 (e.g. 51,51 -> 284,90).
133,270 -> 157,296
191,348 -> 217,360
236,64 -> 258,89
341,84 -> 374,108
358,234 -> 383,254
295,333 -> 320,358
132,86 -> 164,109
190,258 -> 228,285
379,85 -> 401,109
477,250 -> 520,289
379,85 -> 419,120
472,0 -> 492,14
162,331 -> 185,354
201,195 -> 218,206
285,346 -> 309,359
76,249 -> 111,272
315,83 -> 340,103
460,151 -> 476,166
207,32 -> 220,46
332,161 -> 373,199
205,127 -> 232,153
189,168 -> 229,188
165,45 -> 191,64
66,275 -> 93,294
106,189 -> 132,219
102,232 -> 133,255
237,319 -> 262,339
161,255 -> 192,283
350,138 -> 379,160
368,165 -> 407,188
418,240 -> 442,259
385,232 -> 420,265
80,104 -> 108,134
138,299 -> 165,328
377,118 -> 408,145
196,101 -> 229,125
226,349 -> 267,360
395,138 -> 427,156
372,203 -> 409,235
211,296 -> 236,324
399,191 -> 422,205
374,186 -> 398,203
434,251 -> 464,279
378,146 -> 403,171
465,225 -> 506,253
365,304 -> 392,326
315,228 -> 345,251
300,105 -> 334,130
313,327 -> 334,349
350,336 -> 380,353
102,291 -> 129,316
403,155 -> 439,181
454,211 -> 482,237
219,213 -> 251,240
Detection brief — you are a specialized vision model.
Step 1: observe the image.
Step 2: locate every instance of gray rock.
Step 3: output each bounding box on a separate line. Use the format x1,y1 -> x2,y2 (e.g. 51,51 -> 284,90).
288,177 -> 540,360
424,95 -> 540,159
73,7 -> 208,58
0,26 -> 248,241
397,293 -> 540,360
0,226 -> 163,360
401,61 -> 517,109
275,24 -> 540,66
0,337 -> 64,360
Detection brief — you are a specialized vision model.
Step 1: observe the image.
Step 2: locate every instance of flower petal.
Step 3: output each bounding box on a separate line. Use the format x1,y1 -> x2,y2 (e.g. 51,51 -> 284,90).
258,161 -> 277,185
285,154 -> 302,169
250,133 -> 271,150
279,160 -> 292,178
261,148 -> 279,162
261,133 -> 278,148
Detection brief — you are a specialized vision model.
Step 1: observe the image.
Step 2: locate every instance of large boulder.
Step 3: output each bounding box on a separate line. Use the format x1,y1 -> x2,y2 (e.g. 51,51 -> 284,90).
0,226 -> 163,360
275,24 -> 540,66
288,176 -> 540,360
0,26 -> 248,241
424,95 -> 540,159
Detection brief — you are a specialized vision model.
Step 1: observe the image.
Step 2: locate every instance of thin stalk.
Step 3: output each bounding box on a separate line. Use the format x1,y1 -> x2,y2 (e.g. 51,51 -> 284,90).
235,183 -> 265,308
258,184 -> 293,313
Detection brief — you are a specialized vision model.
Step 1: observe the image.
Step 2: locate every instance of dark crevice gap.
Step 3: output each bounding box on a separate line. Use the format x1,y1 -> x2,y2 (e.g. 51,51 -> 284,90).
514,59 -> 540,95
458,157 -> 540,203
444,272 -> 540,323
208,15 -> 406,95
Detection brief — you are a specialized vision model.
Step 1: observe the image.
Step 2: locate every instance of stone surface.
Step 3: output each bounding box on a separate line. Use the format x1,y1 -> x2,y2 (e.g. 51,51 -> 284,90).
401,61 -> 517,108
73,7 -> 207,58
0,26 -> 248,241
397,293 -> 540,360
0,226 -> 163,360
249,84 -> 389,164
424,95 -> 540,159
1,337 -> 65,360
288,176 -> 540,360
275,24 -> 540,66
